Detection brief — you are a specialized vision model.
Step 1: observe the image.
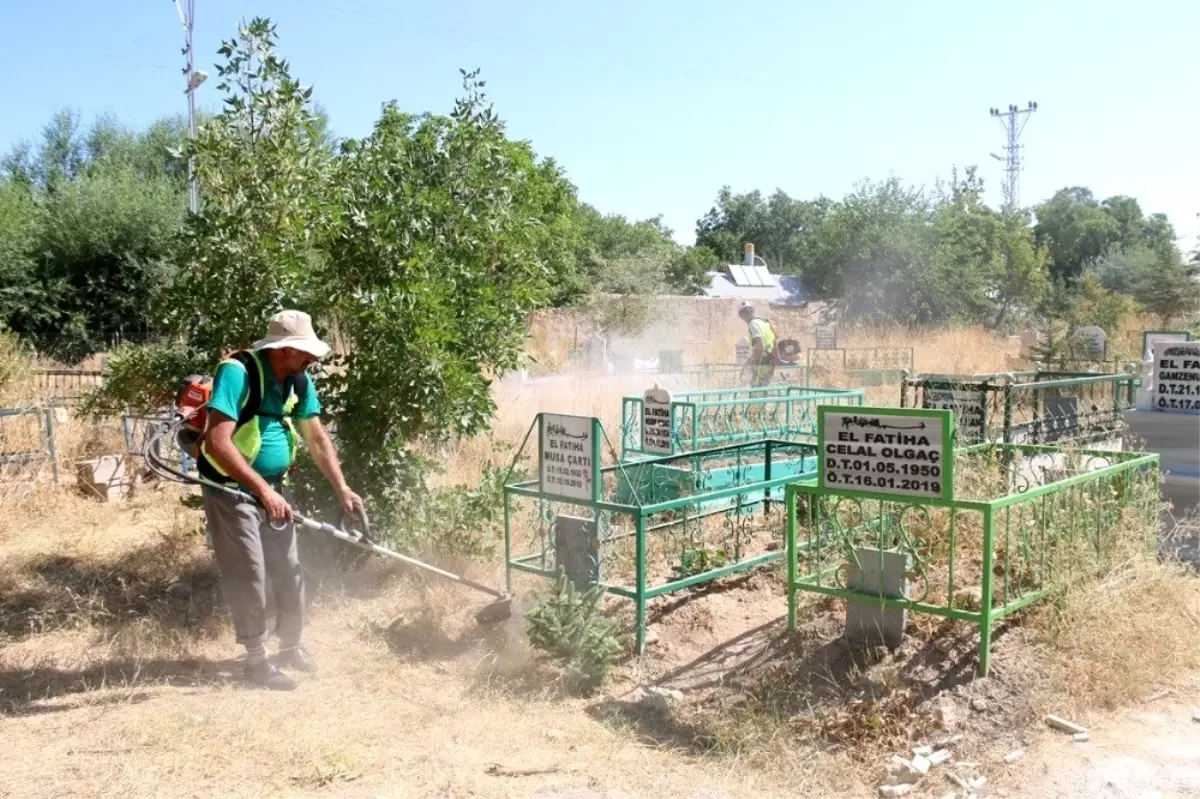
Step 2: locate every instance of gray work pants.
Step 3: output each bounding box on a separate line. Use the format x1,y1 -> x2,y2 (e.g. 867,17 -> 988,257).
202,485 -> 305,649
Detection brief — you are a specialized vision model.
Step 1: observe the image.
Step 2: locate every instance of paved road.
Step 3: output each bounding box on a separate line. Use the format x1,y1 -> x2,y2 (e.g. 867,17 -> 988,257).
1123,410 -> 1200,566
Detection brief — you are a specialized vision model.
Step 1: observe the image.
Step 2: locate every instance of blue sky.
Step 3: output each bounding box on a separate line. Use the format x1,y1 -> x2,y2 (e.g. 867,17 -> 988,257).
2,0 -> 1197,249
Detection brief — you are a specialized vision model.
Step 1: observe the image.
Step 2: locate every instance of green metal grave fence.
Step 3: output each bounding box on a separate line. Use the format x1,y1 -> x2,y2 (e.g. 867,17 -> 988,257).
901,369 -> 1139,446
806,347 -> 915,386
785,443 -> 1160,675
504,414 -> 819,652
621,385 -> 864,458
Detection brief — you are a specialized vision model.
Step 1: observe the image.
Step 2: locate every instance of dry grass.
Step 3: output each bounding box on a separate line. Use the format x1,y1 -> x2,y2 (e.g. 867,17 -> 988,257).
0,491 -> 859,797
0,321 -> 1196,796
1032,554 -> 1200,715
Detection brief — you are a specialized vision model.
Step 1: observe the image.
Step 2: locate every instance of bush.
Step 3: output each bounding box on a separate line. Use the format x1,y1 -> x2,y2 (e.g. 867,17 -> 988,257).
0,328 -> 33,403
80,342 -> 208,418
526,571 -> 623,692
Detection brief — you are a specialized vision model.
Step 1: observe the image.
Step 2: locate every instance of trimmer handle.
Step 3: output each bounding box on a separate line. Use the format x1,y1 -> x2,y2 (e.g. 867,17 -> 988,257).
343,505 -> 372,543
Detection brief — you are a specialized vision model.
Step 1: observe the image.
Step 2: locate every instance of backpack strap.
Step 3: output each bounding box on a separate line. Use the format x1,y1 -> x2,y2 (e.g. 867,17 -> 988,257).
248,354 -> 310,422
231,350 -> 265,427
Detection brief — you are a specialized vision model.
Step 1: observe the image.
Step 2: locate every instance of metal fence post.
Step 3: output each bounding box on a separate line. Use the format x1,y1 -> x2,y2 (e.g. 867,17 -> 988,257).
977,506 -> 995,677
43,407 -> 59,484
786,486 -> 798,631
1002,379 -> 1014,445
635,513 -> 647,655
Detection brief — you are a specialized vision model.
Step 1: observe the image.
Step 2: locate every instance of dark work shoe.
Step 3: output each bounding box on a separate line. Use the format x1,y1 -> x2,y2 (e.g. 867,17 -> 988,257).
276,645 -> 317,673
245,659 -> 297,691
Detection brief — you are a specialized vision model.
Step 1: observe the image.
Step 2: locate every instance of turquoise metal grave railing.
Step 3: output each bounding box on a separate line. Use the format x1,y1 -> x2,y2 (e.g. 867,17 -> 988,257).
621,386 -> 864,458
786,443 -> 1160,676
806,347 -> 915,386
672,362 -> 810,389
505,432 -> 819,653
901,369 -> 1139,446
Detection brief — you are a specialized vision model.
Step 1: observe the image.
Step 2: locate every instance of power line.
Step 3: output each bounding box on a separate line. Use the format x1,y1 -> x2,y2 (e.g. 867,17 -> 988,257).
988,101 -> 1038,211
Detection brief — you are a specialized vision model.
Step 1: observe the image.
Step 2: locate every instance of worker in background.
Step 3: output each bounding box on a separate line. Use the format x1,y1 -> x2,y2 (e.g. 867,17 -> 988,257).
201,310 -> 363,691
738,302 -> 777,387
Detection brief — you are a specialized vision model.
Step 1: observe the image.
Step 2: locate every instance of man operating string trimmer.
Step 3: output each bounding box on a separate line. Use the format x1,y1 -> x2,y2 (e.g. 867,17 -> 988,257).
737,302 -> 778,387
198,310 -> 363,691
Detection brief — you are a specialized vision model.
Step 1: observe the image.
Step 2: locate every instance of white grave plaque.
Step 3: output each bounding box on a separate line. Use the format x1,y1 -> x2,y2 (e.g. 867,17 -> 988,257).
818,407 -> 953,501
815,325 -> 838,350
540,414 -> 596,500
1152,341 -> 1200,415
641,386 -> 674,455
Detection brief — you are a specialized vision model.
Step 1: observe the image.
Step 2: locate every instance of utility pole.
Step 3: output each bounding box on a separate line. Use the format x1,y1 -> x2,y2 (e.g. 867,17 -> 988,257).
174,0 -> 206,214
988,101 -> 1038,212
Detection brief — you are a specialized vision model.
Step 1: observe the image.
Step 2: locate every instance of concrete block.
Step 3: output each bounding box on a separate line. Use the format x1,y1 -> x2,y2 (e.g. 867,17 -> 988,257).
845,547 -> 909,650
1073,732 -> 1090,743
885,756 -> 923,785
1045,715 -> 1087,735
878,785 -> 912,798
929,749 -> 951,766
76,455 -> 132,502
76,454 -> 125,485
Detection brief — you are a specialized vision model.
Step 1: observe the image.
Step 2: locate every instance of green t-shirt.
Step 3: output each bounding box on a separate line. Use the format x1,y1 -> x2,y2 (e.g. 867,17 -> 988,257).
208,356 -> 322,479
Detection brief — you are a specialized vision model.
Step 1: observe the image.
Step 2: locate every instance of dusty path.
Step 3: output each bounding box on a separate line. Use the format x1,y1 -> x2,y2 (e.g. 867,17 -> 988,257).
1004,697 -> 1200,799
0,600 -> 780,798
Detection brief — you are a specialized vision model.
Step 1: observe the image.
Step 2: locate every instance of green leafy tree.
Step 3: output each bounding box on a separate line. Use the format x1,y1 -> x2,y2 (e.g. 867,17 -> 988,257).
87,18 -> 335,409
313,72 -> 572,519
1131,255 -> 1199,325
695,186 -> 833,275
0,179 -> 42,327
161,17 -> 335,357
0,111 -> 188,360
980,205 -> 1051,327
1034,187 -> 1120,282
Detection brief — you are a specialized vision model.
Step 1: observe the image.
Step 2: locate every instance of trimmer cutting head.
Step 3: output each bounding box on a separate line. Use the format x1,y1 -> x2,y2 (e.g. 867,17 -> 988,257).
474,595 -> 515,625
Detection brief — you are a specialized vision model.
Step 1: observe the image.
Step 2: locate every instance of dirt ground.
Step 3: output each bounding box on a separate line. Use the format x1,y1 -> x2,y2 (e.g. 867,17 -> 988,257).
2,485 -> 1197,799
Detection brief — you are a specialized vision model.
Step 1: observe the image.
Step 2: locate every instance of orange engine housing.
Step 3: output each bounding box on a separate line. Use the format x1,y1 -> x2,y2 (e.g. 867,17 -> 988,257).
177,375 -> 213,434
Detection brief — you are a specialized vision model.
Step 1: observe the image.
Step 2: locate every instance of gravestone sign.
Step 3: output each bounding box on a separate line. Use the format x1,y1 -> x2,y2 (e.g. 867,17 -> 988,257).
735,337 -> 751,364
818,406 -> 953,502
1042,395 -> 1080,442
1142,330 -> 1192,362
923,382 -> 986,444
540,414 -> 598,501
641,386 -> 674,455
1152,341 -> 1200,415
1020,324 -> 1041,358
584,333 -> 607,373
658,349 -> 683,374
815,324 -> 838,350
554,514 -> 600,589
1074,325 -> 1107,360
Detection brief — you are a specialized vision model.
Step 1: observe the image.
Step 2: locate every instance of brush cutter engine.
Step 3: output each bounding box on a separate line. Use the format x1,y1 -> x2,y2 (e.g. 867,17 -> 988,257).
174,374 -> 213,458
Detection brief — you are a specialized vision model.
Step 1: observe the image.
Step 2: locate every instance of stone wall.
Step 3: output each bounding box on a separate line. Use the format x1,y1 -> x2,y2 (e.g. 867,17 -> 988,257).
524,297 -> 828,371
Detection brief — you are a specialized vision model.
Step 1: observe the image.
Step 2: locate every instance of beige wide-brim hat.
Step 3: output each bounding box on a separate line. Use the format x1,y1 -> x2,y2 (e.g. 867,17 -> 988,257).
253,309 -> 331,359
